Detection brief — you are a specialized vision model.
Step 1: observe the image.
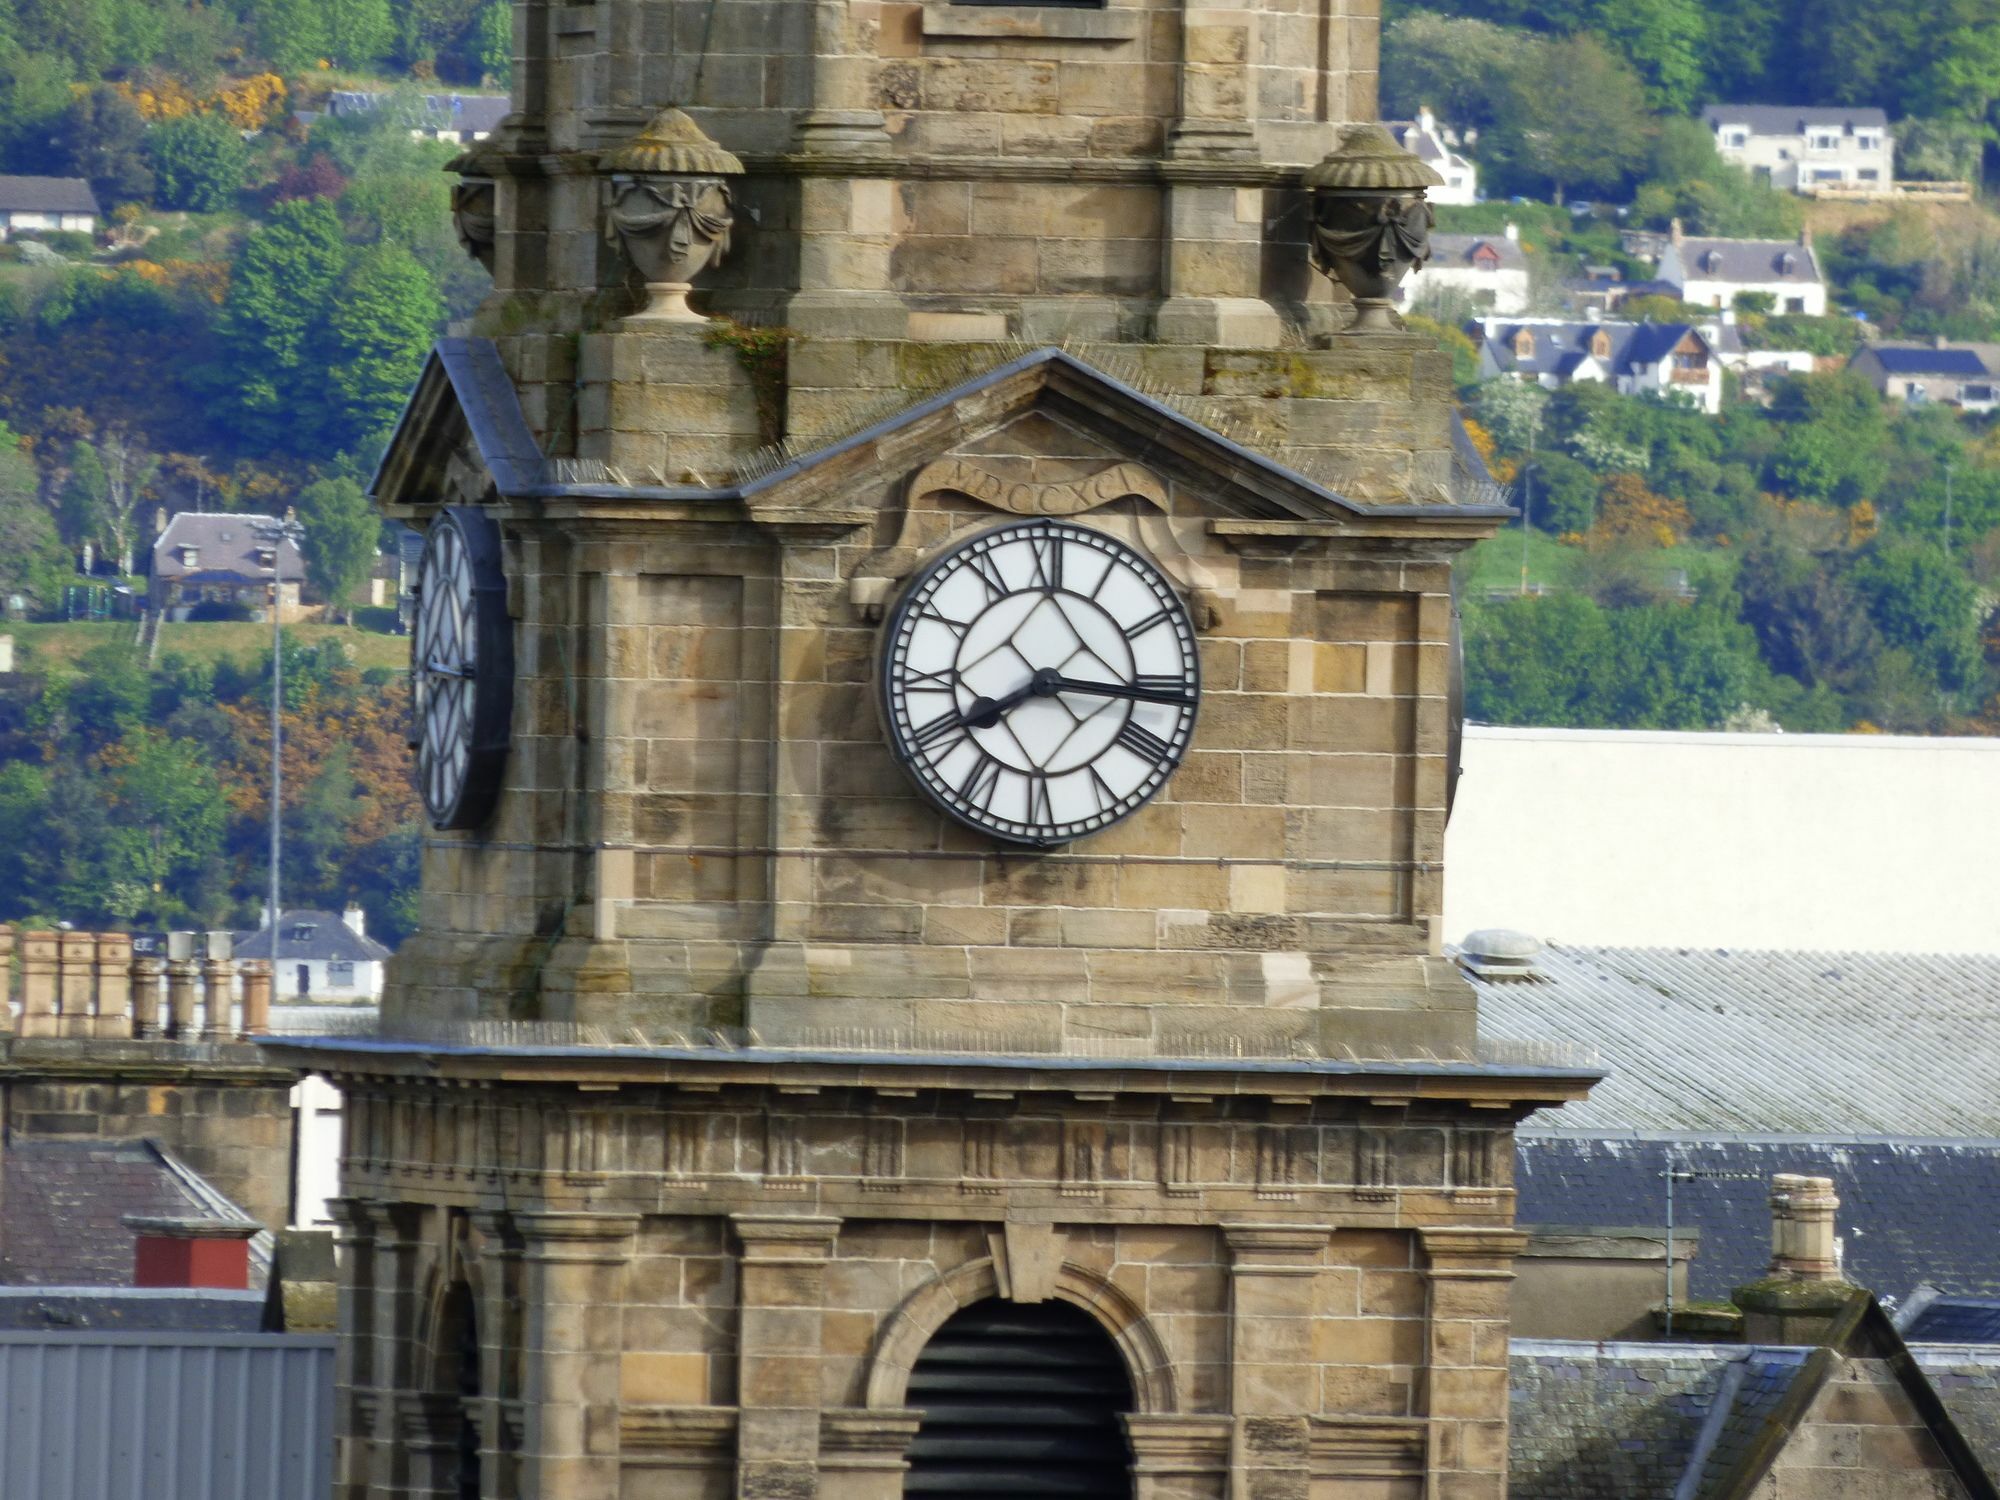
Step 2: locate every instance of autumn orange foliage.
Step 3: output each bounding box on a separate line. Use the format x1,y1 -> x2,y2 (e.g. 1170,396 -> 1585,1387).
217,680 -> 418,844
1591,471 -> 1691,549
111,73 -> 287,130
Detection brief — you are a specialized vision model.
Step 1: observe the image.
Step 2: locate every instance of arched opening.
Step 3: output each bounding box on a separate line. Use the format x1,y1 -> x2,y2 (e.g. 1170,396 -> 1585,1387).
438,1281 -> 481,1500
903,1299 -> 1135,1498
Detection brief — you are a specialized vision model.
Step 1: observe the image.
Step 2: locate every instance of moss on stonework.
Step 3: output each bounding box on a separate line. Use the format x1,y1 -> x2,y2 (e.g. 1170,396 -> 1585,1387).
1732,1277 -> 1857,1310
702,318 -> 794,444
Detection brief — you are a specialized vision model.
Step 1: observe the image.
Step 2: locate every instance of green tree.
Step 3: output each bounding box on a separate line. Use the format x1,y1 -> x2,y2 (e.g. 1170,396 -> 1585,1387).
474,0 -> 512,84
1910,0 -> 2000,127
296,476 -> 379,621
1592,0 -> 1707,112
1896,116 -> 1992,185
285,743 -> 360,907
0,41 -> 76,167
1850,539 -> 1985,694
1496,33 -> 1653,203
147,112 -> 250,213
1767,372 -> 1889,507
0,433 -> 64,606
0,761 -> 48,920
327,245 -> 444,456
103,728 -> 227,927
1380,12 -> 1533,130
328,0 -> 396,67
216,197 -> 350,449
54,84 -> 151,209
246,0 -> 332,72
1735,534 -> 1884,692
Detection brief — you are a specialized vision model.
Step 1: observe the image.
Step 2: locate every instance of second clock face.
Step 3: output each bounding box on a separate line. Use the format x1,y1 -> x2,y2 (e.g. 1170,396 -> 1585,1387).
881,519 -> 1200,846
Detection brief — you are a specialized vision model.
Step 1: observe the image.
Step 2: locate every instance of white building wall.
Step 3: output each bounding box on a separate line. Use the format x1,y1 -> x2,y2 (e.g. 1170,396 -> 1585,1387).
271,956 -> 382,1002
1676,277 -> 1826,316
1444,726 -> 2000,952
291,1075 -> 344,1229
1399,264 -> 1530,315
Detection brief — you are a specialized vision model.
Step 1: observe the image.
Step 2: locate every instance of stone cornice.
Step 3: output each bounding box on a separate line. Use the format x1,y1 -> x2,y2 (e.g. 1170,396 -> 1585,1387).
467,146 -> 1312,188
1419,1226 -> 1531,1276
1224,1222 -> 1334,1273
731,1213 -> 843,1260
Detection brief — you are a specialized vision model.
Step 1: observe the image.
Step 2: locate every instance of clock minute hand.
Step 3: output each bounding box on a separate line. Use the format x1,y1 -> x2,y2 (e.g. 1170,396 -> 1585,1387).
1048,675 -> 1194,705
425,658 -> 476,680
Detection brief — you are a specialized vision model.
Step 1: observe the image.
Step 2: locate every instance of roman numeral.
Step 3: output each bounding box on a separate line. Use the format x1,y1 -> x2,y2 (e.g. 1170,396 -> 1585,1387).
958,751 -> 1002,808
912,711 -> 966,751
966,550 -> 1008,599
1122,607 -> 1172,640
902,666 -> 956,691
1027,774 -> 1053,828
1031,536 -> 1063,592
1115,719 -> 1173,763
916,603 -> 970,635
1088,767 -> 1116,812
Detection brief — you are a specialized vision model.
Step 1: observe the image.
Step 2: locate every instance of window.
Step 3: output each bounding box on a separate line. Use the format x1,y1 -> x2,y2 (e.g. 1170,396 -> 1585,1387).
292,922 -> 317,942
179,545 -> 200,567
328,961 -> 356,987
1808,131 -> 1841,151
1785,297 -> 1806,314
1858,168 -> 1880,182
1857,133 -> 1880,151
1590,330 -> 1612,359
1964,385 -> 1995,404
1725,131 -> 1748,148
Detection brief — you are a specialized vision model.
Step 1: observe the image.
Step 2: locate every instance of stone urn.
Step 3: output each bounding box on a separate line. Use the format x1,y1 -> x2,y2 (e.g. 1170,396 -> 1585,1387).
1303,123 -> 1443,332
598,108 -> 744,323
445,143 -> 498,274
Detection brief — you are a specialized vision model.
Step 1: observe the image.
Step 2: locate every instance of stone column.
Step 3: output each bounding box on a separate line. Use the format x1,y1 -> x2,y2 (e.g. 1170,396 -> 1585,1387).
166,954 -> 200,1038
1223,1223 -> 1331,1500
363,1203 -> 434,1499
328,1198 -> 380,1500
58,929 -> 94,1036
19,929 -> 57,1037
129,956 -> 164,1037
514,1211 -> 640,1500
1419,1228 -> 1527,1500
239,960 -> 273,1036
0,925 -> 13,1036
1770,1173 -> 1841,1280
795,0 -> 890,154
201,933 -> 235,1040
732,1214 -> 843,1500
470,1210 -> 527,1500
94,932 -> 132,1038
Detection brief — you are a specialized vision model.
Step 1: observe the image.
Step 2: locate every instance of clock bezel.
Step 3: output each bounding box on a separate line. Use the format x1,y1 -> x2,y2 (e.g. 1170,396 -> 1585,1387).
412,504 -> 514,832
878,518 -> 1201,849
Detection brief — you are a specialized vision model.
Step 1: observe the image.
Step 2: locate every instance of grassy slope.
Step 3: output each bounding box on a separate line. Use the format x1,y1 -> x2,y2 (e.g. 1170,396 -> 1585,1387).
9,620 -> 408,674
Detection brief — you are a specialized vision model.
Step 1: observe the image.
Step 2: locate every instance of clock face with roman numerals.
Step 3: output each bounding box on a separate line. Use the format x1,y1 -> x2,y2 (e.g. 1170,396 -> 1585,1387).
880,519 -> 1200,847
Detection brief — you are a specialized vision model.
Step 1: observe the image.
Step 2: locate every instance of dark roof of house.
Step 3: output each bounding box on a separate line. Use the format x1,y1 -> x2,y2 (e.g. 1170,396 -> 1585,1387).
1863,345 -> 1994,376
151,512 -> 305,583
0,1141 -> 246,1287
1924,1350 -> 2000,1483
1427,233 -> 1526,272
0,1287 -> 264,1332
0,175 -> 99,215
230,909 -> 391,963
1466,945 -> 2000,1136
1515,1136 -> 2000,1305
1668,237 -> 1821,285
1473,320 -> 1709,380
327,90 -> 510,135
1702,103 -> 1890,134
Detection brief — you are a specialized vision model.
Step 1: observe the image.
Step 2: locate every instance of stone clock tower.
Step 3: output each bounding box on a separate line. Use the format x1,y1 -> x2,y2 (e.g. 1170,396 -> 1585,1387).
270,0 -> 1597,1495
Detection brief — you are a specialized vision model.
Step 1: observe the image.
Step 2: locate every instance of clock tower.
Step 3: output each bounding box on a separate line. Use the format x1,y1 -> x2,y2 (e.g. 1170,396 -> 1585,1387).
270,1 -> 1598,1495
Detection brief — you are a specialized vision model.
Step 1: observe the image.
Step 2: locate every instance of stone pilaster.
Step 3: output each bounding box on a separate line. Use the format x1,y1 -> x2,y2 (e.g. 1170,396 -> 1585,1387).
1419,1228 -> 1527,1500
733,1214 -> 844,1500
57,930 -> 93,1037
819,1408 -> 924,1500
515,1211 -> 639,1500
0,926 -> 13,1036
1224,1223 -> 1332,1500
19,929 -> 56,1037
93,932 -> 131,1038
470,1209 -> 527,1500
328,1198 -> 380,1500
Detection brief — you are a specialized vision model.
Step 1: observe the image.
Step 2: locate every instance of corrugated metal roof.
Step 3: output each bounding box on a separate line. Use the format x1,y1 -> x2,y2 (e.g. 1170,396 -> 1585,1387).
0,1333 -> 332,1500
1470,944 -> 2000,1135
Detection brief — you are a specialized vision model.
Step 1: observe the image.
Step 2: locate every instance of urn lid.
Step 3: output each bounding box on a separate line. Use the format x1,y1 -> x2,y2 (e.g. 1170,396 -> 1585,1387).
445,138 -> 502,178
1303,123 -> 1443,191
598,107 -> 745,177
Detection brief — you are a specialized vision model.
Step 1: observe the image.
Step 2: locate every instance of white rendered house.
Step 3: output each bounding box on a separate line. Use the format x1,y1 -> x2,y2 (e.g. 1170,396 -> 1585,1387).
231,905 -> 391,1003
1401,224 -> 1529,315
1702,104 -> 1893,194
1657,221 -> 1827,315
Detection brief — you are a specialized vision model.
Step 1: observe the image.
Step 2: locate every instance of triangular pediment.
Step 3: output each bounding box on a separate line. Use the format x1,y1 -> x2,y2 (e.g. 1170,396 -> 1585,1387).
374,340 -> 1503,548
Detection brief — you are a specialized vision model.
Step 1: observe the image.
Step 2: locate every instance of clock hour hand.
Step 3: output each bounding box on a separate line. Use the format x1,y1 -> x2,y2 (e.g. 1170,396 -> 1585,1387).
1046,674 -> 1194,705
425,658 -> 476,680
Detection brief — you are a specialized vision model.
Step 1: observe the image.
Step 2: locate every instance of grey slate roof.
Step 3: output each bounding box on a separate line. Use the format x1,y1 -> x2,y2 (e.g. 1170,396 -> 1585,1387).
1,1141 -> 240,1287
0,1287 -> 264,1332
1466,944 -> 2000,1136
1702,104 -> 1890,134
1515,1136 -> 2000,1303
1670,238 -> 1821,286
327,90 -> 510,136
0,175 -> 98,216
1903,1290 -> 2000,1345
1428,232 -> 1527,272
1508,1340 -> 1759,1500
152,512 -> 305,584
1922,1349 -> 2000,1483
231,910 -> 390,963
1865,345 -> 1994,377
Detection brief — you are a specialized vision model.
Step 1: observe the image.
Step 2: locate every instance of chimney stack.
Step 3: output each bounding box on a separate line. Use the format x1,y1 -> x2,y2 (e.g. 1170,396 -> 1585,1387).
125,1215 -> 262,1291
342,902 -> 365,938
1734,1172 -> 1860,1344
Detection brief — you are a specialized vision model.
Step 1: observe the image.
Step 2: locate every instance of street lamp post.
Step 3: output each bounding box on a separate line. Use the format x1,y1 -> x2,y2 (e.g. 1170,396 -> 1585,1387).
255,517 -> 305,988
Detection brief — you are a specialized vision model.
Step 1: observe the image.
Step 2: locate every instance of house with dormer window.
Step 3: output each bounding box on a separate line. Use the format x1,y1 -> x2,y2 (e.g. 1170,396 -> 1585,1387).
1398,224 -> 1530,314
1657,221 -> 1828,315
1469,316 -> 1723,414
1702,104 -> 1893,194
148,511 -> 307,622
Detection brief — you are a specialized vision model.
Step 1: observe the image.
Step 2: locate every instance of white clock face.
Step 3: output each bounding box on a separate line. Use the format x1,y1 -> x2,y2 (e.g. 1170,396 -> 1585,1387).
411,506 -> 512,831
881,519 -> 1200,846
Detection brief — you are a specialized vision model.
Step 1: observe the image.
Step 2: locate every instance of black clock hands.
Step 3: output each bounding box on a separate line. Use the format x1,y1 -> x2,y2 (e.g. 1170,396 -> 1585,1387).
964,666 -> 1194,729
